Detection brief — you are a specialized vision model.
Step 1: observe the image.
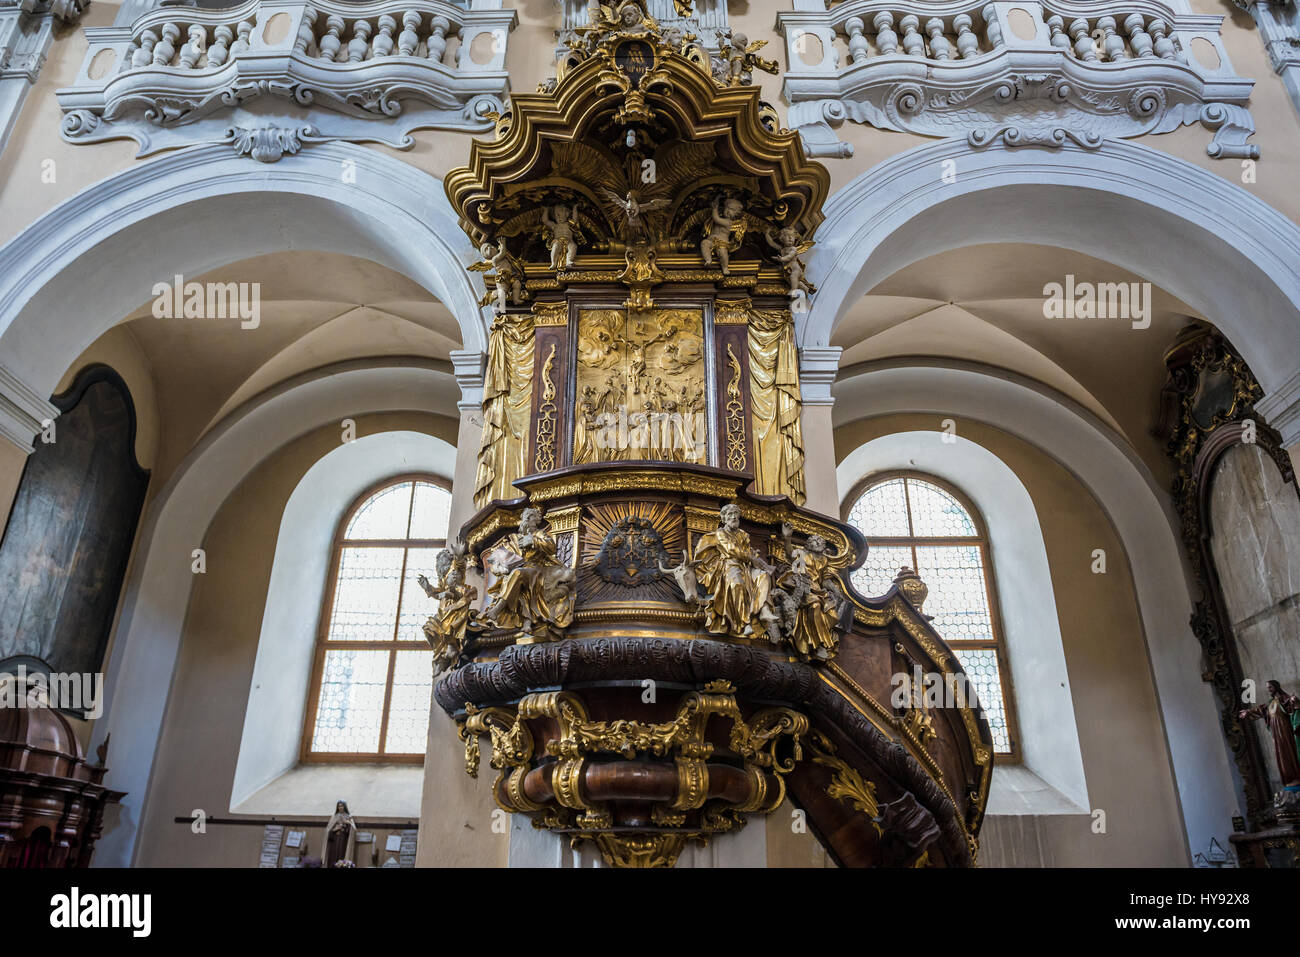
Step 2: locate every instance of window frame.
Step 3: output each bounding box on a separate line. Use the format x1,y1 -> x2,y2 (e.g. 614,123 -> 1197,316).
842,469 -> 1021,760
300,473 -> 451,764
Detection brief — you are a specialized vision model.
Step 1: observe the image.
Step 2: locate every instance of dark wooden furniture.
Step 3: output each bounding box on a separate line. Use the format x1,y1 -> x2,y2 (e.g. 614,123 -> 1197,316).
0,689 -> 124,867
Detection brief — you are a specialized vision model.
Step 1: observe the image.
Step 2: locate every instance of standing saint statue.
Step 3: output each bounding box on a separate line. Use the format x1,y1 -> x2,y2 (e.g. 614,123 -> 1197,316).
1239,680 -> 1300,793
322,800 -> 357,868
692,503 -> 774,638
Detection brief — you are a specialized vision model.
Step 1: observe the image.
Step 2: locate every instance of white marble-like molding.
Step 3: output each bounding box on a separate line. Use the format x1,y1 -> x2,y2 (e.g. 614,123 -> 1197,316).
778,0 -> 1256,159
1233,0 -> 1300,122
56,0 -> 516,158
0,0 -> 88,155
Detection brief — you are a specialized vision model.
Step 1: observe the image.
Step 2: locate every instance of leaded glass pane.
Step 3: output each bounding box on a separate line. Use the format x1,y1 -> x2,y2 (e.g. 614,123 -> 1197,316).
311,649 -> 390,753
914,545 -> 994,641
847,478 -> 911,537
952,647 -> 1011,752
327,546 -> 404,641
345,482 -> 413,539
397,547 -> 441,642
905,479 -> 976,537
851,544 -> 913,597
383,650 -> 435,754
409,482 -> 452,540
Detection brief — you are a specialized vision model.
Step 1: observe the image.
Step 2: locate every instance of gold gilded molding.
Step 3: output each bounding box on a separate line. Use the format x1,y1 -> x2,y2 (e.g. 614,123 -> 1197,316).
533,341 -> 558,473
531,300 -> 569,325
524,468 -> 744,504
714,298 -> 752,325
724,342 -> 748,472
467,508 -> 525,550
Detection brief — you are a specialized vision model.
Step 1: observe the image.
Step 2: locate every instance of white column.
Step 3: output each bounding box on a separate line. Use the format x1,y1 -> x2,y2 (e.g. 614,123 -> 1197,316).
448,349 -> 486,533
799,346 -> 841,517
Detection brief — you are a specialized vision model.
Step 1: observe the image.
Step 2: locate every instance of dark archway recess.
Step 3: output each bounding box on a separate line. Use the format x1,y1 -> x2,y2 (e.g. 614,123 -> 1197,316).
0,364 -> 149,707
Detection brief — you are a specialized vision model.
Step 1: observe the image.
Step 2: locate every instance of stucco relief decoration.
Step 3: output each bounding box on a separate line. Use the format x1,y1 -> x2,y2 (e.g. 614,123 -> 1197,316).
777,0 -> 1258,159
56,0 -> 516,158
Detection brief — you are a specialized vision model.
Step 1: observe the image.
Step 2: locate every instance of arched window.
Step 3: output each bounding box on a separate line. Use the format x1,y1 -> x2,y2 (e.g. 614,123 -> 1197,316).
302,476 -> 452,761
845,473 -> 1017,755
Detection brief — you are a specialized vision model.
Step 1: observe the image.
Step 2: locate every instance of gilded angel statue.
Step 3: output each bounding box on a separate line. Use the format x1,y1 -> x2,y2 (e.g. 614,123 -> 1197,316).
701,195 -> 746,276
540,203 -> 584,270
765,226 -> 816,308
469,239 -> 527,312
714,30 -> 779,87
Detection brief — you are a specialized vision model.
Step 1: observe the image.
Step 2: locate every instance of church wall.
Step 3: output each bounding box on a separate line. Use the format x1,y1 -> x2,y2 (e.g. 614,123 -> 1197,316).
133,410 -> 456,867
6,2 -> 1300,254
835,413 -> 1190,865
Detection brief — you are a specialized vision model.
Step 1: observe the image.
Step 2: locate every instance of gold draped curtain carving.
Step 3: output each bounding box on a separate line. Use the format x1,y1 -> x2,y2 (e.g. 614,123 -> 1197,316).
474,313 -> 536,507
748,307 -> 805,505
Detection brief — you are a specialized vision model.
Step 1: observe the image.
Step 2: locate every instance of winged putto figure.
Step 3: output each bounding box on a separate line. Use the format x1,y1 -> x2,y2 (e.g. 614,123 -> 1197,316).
469,239 -> 527,312
765,226 -> 816,309
714,30 -> 779,87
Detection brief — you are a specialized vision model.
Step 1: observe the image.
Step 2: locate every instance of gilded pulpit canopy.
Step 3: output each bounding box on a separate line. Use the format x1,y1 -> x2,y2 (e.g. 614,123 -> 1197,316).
445,0 -> 827,510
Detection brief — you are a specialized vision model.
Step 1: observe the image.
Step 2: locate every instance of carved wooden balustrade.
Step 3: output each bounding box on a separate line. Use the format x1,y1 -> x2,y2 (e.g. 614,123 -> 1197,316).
778,0 -> 1255,158
56,0 -> 516,158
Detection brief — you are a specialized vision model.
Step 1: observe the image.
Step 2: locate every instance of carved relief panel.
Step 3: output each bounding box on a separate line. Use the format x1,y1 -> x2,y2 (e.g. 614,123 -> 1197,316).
574,306 -> 708,466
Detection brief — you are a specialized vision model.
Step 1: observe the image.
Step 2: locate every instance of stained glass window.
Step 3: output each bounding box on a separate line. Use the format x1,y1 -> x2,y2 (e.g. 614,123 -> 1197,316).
304,477 -> 451,760
846,474 -> 1016,755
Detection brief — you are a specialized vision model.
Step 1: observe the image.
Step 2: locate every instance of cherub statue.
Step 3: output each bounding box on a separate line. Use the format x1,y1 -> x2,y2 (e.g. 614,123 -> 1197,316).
541,203 -> 582,270
482,507 -> 576,641
765,226 -> 816,308
714,30 -> 779,87
417,544 -> 478,674
771,524 -> 843,660
600,187 -> 670,242
470,239 -> 527,312
700,195 -> 746,275
691,503 -> 778,638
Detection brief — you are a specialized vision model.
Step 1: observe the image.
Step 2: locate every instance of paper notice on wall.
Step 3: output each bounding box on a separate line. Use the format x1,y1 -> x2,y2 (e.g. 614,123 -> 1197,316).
356,832 -> 374,844
259,824 -> 284,868
384,834 -> 402,852
399,830 -> 417,867
285,830 -> 305,849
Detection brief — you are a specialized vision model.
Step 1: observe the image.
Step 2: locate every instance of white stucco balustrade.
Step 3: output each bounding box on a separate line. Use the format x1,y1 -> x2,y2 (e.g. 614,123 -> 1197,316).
778,0 -> 1255,159
57,0 -> 517,158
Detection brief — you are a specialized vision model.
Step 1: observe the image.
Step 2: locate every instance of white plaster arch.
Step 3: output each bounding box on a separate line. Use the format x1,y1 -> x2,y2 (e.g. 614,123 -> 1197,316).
832,359 -> 1239,864
231,429 -> 456,817
838,431 -> 1088,812
806,139 -> 1300,442
0,142 -> 490,409
91,357 -> 461,867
